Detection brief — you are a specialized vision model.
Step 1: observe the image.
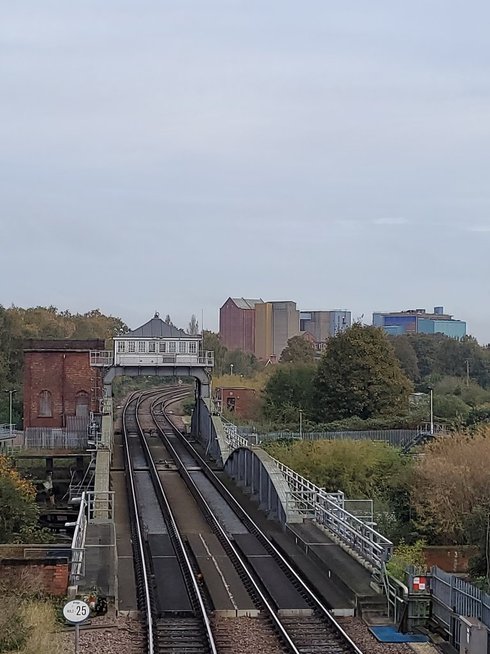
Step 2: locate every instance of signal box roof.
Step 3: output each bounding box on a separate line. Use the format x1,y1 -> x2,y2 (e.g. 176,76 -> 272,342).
123,314 -> 197,339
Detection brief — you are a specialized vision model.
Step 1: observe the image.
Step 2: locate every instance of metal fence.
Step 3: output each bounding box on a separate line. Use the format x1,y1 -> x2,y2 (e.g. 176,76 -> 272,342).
431,566 -> 490,648
259,429 -> 420,448
18,427 -> 89,450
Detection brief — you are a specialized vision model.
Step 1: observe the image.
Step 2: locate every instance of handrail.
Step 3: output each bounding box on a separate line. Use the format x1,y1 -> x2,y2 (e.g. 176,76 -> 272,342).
220,419 -> 393,569
69,492 -> 88,582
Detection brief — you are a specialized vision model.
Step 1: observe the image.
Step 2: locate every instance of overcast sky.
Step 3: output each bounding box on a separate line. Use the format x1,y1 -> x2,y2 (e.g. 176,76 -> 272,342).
1,2 -> 489,340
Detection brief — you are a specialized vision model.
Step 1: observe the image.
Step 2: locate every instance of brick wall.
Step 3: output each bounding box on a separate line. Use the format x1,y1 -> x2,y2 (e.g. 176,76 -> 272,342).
23,342 -> 104,428
217,387 -> 261,419
0,559 -> 69,596
423,546 -> 478,573
219,300 -> 256,353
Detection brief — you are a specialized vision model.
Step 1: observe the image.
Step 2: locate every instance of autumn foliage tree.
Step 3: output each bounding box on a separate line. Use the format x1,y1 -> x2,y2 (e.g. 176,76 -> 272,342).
411,430 -> 490,546
0,305 -> 128,424
0,456 -> 50,543
314,323 -> 413,422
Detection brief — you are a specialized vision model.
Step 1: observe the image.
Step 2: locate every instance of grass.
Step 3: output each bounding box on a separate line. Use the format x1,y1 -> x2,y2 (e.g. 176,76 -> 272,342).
0,569 -> 65,654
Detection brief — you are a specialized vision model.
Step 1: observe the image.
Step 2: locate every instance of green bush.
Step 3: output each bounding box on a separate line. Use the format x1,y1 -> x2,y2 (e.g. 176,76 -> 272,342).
386,539 -> 427,582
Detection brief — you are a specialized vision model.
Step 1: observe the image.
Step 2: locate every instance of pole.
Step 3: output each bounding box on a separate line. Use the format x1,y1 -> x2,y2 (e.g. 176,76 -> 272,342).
9,391 -> 13,439
466,359 -> 470,387
5,390 -> 16,439
75,623 -> 80,653
430,389 -> 434,436
299,409 -> 303,439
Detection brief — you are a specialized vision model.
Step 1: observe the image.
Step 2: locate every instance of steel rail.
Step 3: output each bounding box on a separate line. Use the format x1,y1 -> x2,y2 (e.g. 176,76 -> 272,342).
155,389 -> 365,654
151,396 -> 304,654
132,389 -> 217,654
122,391 -> 155,654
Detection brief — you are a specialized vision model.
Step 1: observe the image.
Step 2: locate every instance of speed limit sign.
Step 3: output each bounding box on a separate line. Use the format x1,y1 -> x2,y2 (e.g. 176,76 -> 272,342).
63,599 -> 90,624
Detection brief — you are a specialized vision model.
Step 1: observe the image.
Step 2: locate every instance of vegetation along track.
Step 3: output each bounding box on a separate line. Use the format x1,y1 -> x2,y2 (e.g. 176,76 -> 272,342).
146,386 -> 366,654
122,389 -> 217,654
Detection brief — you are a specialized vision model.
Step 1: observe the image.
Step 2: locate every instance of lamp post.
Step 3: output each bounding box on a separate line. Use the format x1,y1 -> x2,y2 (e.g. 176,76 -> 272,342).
230,364 -> 234,376
429,389 -> 434,436
299,409 -> 303,439
4,389 -> 17,438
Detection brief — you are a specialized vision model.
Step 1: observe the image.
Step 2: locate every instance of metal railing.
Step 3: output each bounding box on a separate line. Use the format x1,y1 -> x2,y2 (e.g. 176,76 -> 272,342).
69,493 -> 88,583
221,418 -> 393,571
19,428 -> 89,450
273,457 -> 392,569
221,416 -> 249,450
199,351 -> 215,366
91,349 -> 214,367
68,456 -> 96,503
68,490 -> 115,585
87,490 -> 114,521
432,566 -> 490,648
384,569 -> 409,625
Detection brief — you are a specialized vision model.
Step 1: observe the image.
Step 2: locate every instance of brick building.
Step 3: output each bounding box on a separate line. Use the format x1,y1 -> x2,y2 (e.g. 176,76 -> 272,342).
23,340 -> 105,429
219,297 -> 263,353
214,386 -> 261,419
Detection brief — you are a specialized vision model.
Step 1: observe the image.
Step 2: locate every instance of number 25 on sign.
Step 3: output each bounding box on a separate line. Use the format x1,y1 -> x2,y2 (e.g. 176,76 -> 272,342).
63,600 -> 90,653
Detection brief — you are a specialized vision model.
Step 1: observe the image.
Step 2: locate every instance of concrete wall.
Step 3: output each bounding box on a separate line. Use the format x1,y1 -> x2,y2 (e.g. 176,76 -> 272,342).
272,302 -> 300,357
254,302 -> 274,360
255,301 -> 300,360
191,397 -> 231,465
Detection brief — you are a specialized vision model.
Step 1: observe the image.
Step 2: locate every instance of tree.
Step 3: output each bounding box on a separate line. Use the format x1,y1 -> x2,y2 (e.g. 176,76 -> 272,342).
224,349 -> 261,377
407,334 -> 442,379
280,335 -> 316,365
388,335 -> 420,382
263,364 -> 316,422
264,438 -> 406,500
203,331 -> 228,376
188,314 -> 199,335
0,456 -> 49,543
0,305 -> 128,423
314,323 -> 413,422
410,431 -> 490,557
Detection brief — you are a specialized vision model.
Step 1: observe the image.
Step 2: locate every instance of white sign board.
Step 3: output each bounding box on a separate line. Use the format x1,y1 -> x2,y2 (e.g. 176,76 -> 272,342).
63,600 -> 90,624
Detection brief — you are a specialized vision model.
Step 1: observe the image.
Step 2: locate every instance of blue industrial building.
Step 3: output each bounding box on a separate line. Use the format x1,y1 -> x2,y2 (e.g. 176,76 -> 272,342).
373,307 -> 466,339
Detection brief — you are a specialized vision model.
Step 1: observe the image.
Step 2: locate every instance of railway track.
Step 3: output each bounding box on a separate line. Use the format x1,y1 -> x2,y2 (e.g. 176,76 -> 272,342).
145,387 -> 366,654
122,390 -> 217,654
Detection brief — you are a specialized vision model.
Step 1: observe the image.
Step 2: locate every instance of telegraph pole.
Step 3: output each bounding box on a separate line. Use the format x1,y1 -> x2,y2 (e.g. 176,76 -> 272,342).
4,389 -> 17,438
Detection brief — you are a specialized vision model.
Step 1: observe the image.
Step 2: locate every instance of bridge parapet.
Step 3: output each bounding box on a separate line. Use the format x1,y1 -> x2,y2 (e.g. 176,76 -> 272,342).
194,403 -> 393,573
270,455 -> 393,569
